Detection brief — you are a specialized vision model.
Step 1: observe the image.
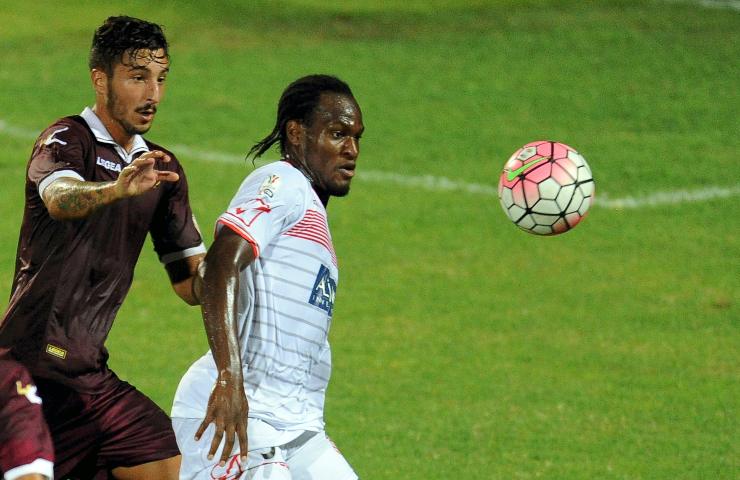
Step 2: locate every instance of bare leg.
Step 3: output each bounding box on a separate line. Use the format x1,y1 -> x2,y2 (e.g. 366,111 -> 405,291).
111,455 -> 181,480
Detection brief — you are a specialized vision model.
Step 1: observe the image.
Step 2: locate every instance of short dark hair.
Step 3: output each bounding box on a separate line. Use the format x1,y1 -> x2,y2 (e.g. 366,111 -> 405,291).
89,16 -> 169,75
248,74 -> 355,159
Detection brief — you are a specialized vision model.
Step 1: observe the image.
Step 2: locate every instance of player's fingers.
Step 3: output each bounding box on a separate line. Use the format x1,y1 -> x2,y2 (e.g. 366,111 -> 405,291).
237,423 -> 248,461
140,150 -> 171,162
118,163 -> 140,178
131,156 -> 156,168
208,425 -> 224,461
194,418 -> 211,441
156,171 -> 180,183
220,425 -> 236,466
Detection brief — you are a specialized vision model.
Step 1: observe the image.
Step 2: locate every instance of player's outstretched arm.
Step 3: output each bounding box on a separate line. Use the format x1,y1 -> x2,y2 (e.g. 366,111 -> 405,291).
194,227 -> 253,466
167,254 -> 206,306
43,150 -> 179,220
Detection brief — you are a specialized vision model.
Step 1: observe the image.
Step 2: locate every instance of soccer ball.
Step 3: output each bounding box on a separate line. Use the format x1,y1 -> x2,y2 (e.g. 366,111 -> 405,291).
498,141 -> 594,235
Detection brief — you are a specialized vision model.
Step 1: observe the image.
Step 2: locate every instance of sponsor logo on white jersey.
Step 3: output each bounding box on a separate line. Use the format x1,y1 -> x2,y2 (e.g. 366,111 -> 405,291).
96,156 -> 122,173
309,265 -> 336,315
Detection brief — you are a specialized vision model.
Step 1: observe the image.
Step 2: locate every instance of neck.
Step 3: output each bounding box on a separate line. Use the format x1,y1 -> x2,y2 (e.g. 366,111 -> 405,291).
285,156 -> 329,206
92,104 -> 135,152
314,187 -> 330,207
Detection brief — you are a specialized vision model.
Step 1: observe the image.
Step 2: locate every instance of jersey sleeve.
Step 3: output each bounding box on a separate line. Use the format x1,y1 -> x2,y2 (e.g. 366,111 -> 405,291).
217,167 -> 306,258
28,119 -> 88,198
149,155 -> 207,264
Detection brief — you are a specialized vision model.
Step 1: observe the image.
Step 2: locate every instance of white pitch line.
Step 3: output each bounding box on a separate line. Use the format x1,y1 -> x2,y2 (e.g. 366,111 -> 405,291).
358,171 -> 740,209
0,119 -> 38,140
1,118 -> 738,209
595,185 -> 740,209
660,0 -> 740,11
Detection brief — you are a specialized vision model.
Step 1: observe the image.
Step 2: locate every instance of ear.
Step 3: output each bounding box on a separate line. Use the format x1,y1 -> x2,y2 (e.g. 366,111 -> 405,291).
91,68 -> 108,96
285,119 -> 304,147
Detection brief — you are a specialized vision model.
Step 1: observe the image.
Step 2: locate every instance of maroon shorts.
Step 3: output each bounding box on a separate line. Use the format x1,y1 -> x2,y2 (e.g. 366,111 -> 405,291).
0,360 -> 54,477
36,373 -> 180,479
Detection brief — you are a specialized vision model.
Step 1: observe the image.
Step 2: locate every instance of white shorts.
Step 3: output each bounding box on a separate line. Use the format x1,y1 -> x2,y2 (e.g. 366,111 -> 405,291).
172,418 -> 358,480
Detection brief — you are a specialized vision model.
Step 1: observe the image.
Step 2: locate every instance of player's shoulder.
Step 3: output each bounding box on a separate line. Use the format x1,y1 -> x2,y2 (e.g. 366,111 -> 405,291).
43,114 -> 87,131
247,161 -> 309,193
36,115 -> 91,145
251,160 -> 305,181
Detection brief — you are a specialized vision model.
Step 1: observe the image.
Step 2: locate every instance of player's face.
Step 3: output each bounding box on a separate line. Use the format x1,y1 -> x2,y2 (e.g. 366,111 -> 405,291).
302,93 -> 364,197
103,49 -> 169,138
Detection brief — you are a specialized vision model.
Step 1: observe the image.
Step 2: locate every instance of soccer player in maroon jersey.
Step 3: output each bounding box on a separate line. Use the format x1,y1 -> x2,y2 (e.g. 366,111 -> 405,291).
0,358 -> 54,480
0,16 -> 205,479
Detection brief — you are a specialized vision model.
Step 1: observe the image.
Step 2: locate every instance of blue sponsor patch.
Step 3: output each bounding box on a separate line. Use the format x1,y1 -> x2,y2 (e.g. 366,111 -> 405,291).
309,265 -> 336,315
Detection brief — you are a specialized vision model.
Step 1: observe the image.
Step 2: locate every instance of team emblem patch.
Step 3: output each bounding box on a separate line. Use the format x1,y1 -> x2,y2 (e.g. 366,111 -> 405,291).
258,174 -> 281,198
16,381 -> 42,405
309,265 -> 336,316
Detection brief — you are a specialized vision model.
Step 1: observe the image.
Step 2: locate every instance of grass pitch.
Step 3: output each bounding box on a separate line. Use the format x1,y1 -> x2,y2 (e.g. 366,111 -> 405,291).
0,1 -> 737,478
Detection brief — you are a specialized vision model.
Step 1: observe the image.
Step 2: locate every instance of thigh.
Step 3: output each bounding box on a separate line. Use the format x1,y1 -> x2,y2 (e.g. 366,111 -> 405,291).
36,379 -> 101,479
38,377 -> 179,478
245,447 -> 291,480
93,380 -> 179,469
110,455 -> 180,480
285,433 -> 357,480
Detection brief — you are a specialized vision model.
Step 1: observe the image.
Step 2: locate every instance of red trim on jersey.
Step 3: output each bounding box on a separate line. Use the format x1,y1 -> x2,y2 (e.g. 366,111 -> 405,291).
217,219 -> 260,258
223,199 -> 271,229
284,210 -> 337,265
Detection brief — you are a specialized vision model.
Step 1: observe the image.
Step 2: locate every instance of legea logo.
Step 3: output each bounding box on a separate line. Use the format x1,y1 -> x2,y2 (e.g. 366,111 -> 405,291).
96,156 -> 122,173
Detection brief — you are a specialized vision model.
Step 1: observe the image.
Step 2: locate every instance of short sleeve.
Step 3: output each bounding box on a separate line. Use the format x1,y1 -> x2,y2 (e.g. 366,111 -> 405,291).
217,167 -> 306,258
149,157 -> 207,264
28,120 -> 88,197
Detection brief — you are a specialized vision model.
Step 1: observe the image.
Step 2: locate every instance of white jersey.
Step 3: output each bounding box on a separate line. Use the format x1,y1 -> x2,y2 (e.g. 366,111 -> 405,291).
173,161 -> 339,438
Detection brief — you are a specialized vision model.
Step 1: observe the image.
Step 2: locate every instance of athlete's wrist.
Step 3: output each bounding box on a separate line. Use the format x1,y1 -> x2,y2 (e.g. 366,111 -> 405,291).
217,367 -> 244,385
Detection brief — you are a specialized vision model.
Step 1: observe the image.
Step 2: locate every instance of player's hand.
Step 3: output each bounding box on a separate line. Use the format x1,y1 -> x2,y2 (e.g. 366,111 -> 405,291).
115,150 -> 179,198
195,373 -> 249,467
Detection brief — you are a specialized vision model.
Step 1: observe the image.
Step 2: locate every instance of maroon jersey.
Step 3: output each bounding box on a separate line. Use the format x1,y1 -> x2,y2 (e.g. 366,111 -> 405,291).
0,109 -> 205,393
0,358 -> 54,478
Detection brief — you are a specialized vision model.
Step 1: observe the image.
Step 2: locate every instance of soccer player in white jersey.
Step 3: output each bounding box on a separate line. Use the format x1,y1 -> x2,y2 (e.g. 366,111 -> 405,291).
172,75 -> 364,480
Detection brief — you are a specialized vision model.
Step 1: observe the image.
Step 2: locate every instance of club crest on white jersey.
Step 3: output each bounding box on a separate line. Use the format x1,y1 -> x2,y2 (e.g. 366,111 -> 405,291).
258,174 -> 281,198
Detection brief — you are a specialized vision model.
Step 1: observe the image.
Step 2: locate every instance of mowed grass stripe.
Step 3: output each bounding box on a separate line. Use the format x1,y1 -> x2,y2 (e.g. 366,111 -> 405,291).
2,118 -> 737,209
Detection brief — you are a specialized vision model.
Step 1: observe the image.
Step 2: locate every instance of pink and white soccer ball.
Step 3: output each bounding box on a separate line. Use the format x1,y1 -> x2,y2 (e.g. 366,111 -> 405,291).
498,141 -> 594,235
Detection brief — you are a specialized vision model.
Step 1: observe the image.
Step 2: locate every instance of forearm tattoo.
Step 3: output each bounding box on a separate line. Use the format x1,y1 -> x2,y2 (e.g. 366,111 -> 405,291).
45,179 -> 117,219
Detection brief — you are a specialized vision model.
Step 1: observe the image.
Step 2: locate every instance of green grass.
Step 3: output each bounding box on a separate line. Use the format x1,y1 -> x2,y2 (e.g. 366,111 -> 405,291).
0,1 -> 738,478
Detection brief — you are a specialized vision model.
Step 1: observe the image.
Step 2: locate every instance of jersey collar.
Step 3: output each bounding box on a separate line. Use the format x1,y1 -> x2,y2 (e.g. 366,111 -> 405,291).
80,107 -> 149,164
